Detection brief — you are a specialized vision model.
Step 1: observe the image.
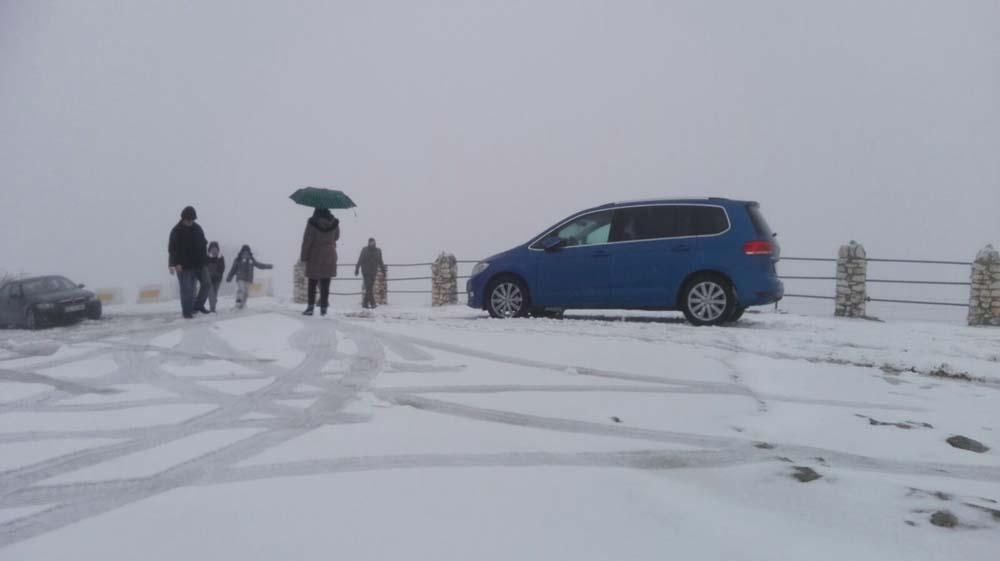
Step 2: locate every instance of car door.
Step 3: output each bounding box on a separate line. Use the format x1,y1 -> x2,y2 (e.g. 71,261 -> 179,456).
609,205 -> 695,309
0,284 -> 11,325
533,210 -> 614,308
0,283 -> 22,325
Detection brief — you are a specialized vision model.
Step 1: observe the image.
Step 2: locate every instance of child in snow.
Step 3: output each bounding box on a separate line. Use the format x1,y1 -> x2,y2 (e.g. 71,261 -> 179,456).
226,245 -> 273,310
204,242 -> 226,313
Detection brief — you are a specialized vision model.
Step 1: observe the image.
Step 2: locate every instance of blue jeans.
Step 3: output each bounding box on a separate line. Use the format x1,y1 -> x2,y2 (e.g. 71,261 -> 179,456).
177,268 -> 211,317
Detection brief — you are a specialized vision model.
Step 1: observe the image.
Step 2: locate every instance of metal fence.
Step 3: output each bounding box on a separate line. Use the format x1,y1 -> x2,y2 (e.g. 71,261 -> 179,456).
778,256 -> 972,308
330,255 -> 975,309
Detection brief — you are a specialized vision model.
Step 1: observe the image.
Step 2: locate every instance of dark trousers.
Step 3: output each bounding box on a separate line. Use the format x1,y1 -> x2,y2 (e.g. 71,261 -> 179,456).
307,278 -> 331,310
362,274 -> 376,308
177,268 -> 210,317
209,277 -> 222,312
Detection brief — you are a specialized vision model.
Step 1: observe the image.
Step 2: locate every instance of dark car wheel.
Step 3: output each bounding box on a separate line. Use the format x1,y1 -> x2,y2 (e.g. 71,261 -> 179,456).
487,277 -> 530,319
681,274 -> 735,326
87,301 -> 103,321
727,306 -> 746,323
25,309 -> 39,330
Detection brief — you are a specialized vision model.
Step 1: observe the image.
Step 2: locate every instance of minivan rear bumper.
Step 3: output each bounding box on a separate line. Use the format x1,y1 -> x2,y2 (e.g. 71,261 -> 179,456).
736,276 -> 784,307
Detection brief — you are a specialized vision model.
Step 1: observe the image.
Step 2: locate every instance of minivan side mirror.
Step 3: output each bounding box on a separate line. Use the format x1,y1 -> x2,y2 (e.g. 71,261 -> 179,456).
78,284 -> 86,289
541,236 -> 566,252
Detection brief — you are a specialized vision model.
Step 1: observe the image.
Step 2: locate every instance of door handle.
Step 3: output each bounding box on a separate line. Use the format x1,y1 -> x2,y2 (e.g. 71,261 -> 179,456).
592,250 -> 610,257
672,245 -> 691,253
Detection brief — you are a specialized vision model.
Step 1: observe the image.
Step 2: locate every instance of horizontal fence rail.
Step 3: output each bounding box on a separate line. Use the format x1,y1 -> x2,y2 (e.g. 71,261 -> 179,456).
322,253 -> 980,310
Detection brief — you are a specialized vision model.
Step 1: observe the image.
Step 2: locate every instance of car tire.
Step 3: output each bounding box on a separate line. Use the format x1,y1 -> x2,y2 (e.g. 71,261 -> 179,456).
681,274 -> 735,326
87,301 -> 103,321
25,309 -> 39,330
486,277 -> 530,319
727,306 -> 746,323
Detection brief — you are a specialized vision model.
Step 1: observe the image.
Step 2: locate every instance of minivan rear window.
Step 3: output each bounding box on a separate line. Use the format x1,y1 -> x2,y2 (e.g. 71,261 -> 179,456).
674,206 -> 729,237
746,204 -> 773,238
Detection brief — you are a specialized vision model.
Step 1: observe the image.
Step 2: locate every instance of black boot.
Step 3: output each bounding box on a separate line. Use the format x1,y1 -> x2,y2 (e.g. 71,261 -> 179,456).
303,306 -> 314,316
320,307 -> 328,316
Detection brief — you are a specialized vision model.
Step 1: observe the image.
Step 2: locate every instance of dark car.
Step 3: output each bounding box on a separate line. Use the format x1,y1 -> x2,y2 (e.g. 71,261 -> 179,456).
467,198 -> 783,325
0,276 -> 103,329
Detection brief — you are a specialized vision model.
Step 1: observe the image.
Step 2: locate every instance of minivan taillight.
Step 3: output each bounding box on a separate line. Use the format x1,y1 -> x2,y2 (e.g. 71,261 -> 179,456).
743,241 -> 775,256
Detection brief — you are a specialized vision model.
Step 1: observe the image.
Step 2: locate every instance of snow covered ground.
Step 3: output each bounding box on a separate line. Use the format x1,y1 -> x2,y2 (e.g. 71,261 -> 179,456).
1,299 -> 998,560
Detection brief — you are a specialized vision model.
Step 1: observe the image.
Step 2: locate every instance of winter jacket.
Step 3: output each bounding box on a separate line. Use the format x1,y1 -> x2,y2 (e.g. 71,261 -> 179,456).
300,216 -> 340,279
168,222 -> 208,270
205,256 -> 226,283
355,246 -> 386,278
226,251 -> 273,283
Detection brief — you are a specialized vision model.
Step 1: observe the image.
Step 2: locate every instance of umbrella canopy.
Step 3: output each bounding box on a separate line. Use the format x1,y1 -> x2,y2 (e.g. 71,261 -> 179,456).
289,187 -> 357,210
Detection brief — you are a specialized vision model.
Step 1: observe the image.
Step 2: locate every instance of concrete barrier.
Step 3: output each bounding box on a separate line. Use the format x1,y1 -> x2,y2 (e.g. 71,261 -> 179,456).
94,288 -> 124,306
249,277 -> 273,298
137,285 -> 163,304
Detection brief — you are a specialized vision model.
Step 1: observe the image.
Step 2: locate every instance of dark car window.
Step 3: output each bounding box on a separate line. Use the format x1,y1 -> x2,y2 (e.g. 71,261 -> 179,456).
611,206 -> 678,242
538,210 -> 614,248
611,205 -> 728,241
22,277 -> 76,295
675,206 -> 729,237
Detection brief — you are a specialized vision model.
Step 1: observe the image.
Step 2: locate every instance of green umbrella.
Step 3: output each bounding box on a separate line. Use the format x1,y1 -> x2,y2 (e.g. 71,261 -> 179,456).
289,187 -> 357,210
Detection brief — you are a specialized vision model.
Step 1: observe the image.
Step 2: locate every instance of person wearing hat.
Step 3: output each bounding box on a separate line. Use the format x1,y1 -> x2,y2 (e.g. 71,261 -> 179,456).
168,206 -> 211,318
205,241 -> 226,313
355,237 -> 387,309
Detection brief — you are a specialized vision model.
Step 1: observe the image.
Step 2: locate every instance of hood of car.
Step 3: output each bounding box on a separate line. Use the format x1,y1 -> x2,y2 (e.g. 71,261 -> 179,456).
28,289 -> 94,305
481,246 -> 527,265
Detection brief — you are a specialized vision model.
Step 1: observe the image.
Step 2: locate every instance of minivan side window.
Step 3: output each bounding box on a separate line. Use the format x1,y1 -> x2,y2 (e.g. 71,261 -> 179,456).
538,210 -> 614,248
675,206 -> 729,237
611,206 -> 678,242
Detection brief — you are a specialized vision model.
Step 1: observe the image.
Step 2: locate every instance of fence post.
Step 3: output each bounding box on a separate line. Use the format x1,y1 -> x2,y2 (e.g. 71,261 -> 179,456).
968,244 -> 1000,326
431,253 -> 458,307
375,267 -> 388,306
293,261 -> 307,305
835,241 -> 867,318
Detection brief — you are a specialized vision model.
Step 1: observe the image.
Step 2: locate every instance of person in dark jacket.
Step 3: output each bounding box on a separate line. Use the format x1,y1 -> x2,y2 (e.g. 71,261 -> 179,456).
168,206 -> 211,318
300,209 -> 340,316
226,245 -> 273,310
204,241 -> 226,313
355,238 -> 387,309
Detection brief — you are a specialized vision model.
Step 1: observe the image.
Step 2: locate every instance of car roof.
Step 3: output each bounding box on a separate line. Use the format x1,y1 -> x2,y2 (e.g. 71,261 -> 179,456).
580,197 -> 756,214
2,275 -> 66,286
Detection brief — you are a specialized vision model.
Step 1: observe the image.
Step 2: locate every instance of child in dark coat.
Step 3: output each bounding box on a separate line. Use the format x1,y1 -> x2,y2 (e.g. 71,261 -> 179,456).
205,242 -> 226,313
226,245 -> 273,310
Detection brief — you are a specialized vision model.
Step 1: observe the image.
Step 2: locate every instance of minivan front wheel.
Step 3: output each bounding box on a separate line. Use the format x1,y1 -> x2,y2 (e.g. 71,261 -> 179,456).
681,275 -> 735,326
487,277 -> 529,319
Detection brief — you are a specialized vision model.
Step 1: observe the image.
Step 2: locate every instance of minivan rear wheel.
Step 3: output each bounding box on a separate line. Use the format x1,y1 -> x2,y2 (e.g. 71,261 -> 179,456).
681,275 -> 735,326
487,277 -> 530,319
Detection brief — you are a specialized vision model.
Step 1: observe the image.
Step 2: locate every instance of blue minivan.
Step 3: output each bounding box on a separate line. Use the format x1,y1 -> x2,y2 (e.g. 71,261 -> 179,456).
467,198 -> 783,325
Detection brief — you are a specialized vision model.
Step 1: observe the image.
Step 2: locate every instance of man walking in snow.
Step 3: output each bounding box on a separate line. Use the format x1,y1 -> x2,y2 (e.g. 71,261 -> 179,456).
355,238 -> 386,309
168,206 -> 211,319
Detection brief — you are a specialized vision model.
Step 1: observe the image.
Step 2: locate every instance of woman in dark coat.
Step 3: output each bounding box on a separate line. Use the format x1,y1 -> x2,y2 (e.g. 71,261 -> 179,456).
300,208 -> 340,316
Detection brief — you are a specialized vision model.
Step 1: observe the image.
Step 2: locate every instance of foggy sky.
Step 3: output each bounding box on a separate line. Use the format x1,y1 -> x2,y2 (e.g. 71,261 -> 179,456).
2,0 -> 998,297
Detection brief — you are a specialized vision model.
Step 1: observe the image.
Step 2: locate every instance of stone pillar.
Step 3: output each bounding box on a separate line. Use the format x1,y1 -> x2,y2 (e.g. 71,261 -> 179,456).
835,241 -> 867,318
293,261 -> 308,304
431,253 -> 458,307
968,244 -> 1000,326
374,267 -> 388,306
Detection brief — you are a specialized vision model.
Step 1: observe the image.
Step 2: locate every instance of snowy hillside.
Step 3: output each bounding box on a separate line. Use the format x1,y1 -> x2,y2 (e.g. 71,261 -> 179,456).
1,301 -> 998,560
